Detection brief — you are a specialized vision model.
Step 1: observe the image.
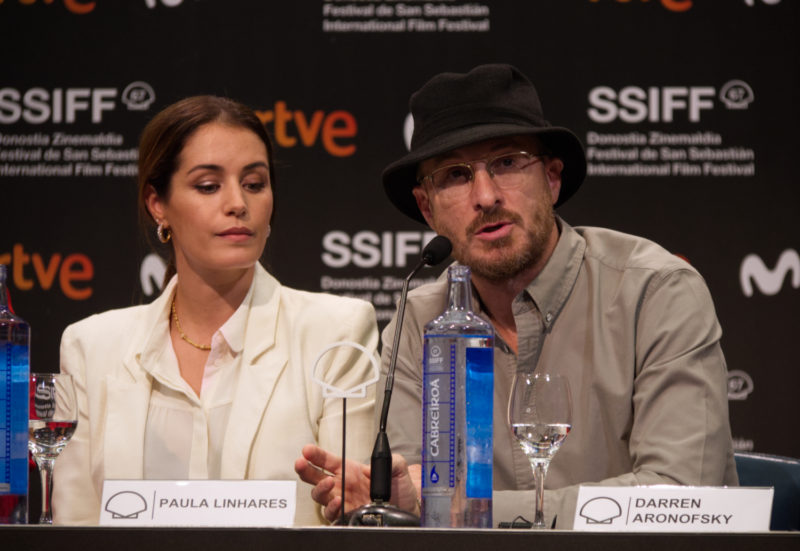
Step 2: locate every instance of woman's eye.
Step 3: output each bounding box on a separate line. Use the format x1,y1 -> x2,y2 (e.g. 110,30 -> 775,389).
243,180 -> 268,192
194,182 -> 219,194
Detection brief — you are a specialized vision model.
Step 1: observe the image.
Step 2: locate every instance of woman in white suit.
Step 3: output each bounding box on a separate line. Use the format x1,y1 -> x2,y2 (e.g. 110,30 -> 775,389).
52,96 -> 378,525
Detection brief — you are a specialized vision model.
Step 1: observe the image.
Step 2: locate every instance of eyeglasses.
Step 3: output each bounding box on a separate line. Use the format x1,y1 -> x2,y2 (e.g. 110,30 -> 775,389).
418,151 -> 546,198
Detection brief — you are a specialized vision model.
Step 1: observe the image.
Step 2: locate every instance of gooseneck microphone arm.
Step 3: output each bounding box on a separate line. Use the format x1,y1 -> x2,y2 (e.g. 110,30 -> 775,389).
382,251 -> 431,430
344,235 -> 451,525
369,257 -> 426,502
382,235 -> 454,431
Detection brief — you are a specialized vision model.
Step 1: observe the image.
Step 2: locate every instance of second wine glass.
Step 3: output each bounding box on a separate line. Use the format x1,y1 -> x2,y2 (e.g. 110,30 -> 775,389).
28,372 -> 78,525
508,371 -> 572,529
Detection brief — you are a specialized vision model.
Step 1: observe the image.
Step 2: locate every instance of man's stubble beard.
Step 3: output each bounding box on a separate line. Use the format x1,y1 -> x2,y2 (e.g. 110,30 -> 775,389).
450,204 -> 556,282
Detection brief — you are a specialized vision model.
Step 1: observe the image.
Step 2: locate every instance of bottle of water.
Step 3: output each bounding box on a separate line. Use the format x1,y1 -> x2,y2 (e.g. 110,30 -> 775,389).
0,264 -> 29,524
421,264 -> 493,528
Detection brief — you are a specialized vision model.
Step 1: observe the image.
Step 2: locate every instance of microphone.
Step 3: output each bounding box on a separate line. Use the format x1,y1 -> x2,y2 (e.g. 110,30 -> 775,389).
343,235 -> 452,526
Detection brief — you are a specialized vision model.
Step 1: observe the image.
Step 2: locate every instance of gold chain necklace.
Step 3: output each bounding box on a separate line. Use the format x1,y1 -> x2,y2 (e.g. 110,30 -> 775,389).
171,297 -> 211,351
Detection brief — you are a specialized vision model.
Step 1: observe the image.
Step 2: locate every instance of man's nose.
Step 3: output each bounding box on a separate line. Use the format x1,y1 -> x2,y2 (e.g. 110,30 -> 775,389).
470,164 -> 502,210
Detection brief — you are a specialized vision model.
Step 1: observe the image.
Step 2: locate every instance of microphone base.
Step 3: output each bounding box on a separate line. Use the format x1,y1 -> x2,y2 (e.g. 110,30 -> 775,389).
336,502 -> 420,527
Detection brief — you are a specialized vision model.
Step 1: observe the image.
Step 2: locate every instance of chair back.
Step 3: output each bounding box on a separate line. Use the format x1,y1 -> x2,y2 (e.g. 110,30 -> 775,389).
735,451 -> 800,531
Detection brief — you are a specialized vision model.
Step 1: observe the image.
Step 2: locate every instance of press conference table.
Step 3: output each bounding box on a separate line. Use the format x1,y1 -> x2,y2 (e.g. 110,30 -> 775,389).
2,526 -> 798,551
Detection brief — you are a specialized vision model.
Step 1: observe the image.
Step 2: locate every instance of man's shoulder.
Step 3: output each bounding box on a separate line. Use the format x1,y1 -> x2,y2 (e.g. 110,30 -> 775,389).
408,274 -> 449,298
574,225 -> 696,275
395,272 -> 449,328
407,271 -> 449,303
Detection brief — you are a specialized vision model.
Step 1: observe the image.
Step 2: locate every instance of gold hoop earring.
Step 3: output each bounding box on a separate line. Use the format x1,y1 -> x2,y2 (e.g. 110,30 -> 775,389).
157,222 -> 171,243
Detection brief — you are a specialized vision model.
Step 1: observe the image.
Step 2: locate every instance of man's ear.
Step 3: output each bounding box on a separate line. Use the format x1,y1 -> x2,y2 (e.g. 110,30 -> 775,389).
544,157 -> 564,206
412,186 -> 437,230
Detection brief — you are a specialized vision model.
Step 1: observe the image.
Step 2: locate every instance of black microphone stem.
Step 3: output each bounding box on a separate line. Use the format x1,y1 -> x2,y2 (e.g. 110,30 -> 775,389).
340,397 -> 347,526
369,256 -> 427,504
380,256 -> 426,432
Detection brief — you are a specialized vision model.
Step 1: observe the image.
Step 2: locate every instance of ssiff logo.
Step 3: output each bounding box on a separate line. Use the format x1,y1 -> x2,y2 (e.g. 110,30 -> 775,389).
121,82 -> 156,111
33,383 -> 55,418
719,81 -> 754,109
0,81 -> 157,124
588,80 -> 754,124
144,0 -> 183,7
727,370 -> 754,401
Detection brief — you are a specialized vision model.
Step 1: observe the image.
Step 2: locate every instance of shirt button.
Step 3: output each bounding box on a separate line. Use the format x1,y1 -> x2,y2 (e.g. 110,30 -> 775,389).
545,312 -> 553,323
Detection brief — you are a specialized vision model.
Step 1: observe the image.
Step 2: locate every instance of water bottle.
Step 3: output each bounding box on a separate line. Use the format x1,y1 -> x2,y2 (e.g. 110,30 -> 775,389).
421,264 -> 493,528
0,264 -> 29,524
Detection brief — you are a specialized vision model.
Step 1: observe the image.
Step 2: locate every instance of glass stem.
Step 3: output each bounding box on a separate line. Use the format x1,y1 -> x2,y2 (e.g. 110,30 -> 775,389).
36,456 -> 55,524
532,461 -> 548,528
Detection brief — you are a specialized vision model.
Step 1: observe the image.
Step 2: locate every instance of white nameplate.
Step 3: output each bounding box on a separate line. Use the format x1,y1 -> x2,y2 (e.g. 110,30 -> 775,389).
573,485 -> 772,532
99,480 -> 296,527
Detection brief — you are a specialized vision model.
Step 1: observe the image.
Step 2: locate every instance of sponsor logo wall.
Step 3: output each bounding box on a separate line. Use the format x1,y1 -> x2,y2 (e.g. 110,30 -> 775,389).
2,1 -> 797,457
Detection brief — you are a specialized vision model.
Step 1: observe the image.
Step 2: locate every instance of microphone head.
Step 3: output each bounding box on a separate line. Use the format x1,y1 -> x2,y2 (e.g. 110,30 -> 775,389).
421,235 -> 452,266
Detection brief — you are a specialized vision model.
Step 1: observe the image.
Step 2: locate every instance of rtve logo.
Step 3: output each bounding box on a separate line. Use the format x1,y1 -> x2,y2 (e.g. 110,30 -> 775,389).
587,0 -> 781,11
254,101 -> 357,157
0,0 -> 95,14
588,0 -> 693,12
0,0 -> 185,14
587,81 -> 754,124
0,82 -> 156,124
0,244 -> 94,300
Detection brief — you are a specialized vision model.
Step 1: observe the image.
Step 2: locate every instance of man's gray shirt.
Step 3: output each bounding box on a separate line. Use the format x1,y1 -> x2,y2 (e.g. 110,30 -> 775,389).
379,218 -> 738,528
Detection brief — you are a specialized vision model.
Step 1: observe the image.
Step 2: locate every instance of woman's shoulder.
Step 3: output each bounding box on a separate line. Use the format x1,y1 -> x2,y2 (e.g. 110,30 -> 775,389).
279,285 -> 375,317
272,287 -> 378,355
62,303 -> 153,343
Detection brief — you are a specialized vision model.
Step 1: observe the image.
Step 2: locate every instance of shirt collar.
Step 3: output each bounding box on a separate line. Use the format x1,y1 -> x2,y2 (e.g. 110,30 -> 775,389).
216,275 -> 256,355
139,269 -> 257,383
435,216 -> 586,332
521,216 -> 585,331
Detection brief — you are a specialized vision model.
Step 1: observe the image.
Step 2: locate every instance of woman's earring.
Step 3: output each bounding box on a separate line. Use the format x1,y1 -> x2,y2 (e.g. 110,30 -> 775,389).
157,222 -> 171,243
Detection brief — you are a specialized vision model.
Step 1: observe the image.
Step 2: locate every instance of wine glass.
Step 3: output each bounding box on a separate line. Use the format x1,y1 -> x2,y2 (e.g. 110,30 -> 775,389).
508,371 -> 572,529
28,373 -> 78,525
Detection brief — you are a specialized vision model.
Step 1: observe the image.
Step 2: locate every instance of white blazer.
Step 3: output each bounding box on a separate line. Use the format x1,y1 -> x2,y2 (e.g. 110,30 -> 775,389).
52,264 -> 378,525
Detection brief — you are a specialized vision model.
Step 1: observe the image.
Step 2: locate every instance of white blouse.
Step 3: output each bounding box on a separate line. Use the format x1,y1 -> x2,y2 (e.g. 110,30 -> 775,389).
142,282 -> 254,480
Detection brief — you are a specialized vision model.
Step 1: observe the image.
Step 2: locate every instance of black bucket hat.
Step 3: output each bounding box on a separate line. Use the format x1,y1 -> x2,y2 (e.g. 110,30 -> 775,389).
382,64 -> 587,224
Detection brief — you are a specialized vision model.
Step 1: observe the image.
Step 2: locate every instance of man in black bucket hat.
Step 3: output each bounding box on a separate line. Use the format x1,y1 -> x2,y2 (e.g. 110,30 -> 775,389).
297,64 -> 737,528
382,63 -> 586,223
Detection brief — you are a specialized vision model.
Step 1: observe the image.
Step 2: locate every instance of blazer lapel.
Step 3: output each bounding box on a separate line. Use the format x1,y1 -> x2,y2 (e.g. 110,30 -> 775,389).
103,280 -> 174,480
221,266 -> 288,478
103,369 -> 152,479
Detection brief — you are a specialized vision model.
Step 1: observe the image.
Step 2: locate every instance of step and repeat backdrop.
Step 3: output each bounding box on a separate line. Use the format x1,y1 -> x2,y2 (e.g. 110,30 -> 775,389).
1,0 -> 798,457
